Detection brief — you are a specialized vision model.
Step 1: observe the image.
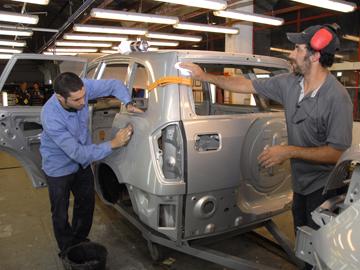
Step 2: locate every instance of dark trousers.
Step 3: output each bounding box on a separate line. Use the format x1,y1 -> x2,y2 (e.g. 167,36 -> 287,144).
292,188 -> 341,232
46,166 -> 95,253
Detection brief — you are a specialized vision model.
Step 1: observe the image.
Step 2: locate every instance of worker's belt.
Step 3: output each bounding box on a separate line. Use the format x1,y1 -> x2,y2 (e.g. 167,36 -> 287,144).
147,76 -> 191,92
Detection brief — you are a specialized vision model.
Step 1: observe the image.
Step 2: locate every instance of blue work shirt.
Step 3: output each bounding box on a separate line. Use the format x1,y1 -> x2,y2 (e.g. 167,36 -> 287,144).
40,79 -> 132,177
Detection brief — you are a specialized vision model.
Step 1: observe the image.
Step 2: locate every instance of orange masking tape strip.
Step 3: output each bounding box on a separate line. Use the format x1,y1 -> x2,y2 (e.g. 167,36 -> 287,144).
147,76 -> 192,92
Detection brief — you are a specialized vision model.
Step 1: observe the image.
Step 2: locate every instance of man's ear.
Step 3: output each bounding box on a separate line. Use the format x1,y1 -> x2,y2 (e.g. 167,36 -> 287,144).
310,51 -> 321,62
56,93 -> 65,103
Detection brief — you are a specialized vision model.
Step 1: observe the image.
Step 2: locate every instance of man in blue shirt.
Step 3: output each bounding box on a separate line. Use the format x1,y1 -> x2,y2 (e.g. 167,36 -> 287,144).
40,72 -> 142,256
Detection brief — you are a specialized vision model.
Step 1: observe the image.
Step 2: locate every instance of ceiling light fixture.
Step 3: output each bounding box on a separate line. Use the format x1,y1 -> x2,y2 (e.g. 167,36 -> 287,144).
11,0 -> 49,5
73,24 -> 147,35
0,47 -> 23,54
124,40 -> 179,47
55,41 -> 112,47
290,0 -> 356,13
101,50 -> 118,54
48,48 -> 98,53
63,33 -> 128,42
214,10 -> 284,26
0,26 -> 33,36
0,11 -> 39,25
174,22 -> 239,34
0,54 -> 13,59
113,40 -> 178,48
147,40 -> 179,46
91,8 -> 179,25
270,47 -> 344,59
146,32 -> 202,42
153,0 -> 227,10
43,52 -> 78,56
0,39 -> 26,47
343,34 -> 360,42
270,47 -> 292,53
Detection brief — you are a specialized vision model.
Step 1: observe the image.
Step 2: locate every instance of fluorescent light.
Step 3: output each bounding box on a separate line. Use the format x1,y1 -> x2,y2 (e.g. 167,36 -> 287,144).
121,40 -> 179,47
91,8 -> 179,25
0,26 -> 33,36
256,74 -> 270,78
0,54 -> 12,60
343,35 -> 359,42
11,0 -> 49,5
0,47 -> 22,53
2,92 -> 8,106
101,50 -> 118,54
0,39 -> 26,47
43,52 -> 78,56
290,0 -> 356,13
147,40 -> 179,46
146,32 -> 202,42
73,24 -> 147,35
174,22 -> 239,34
0,11 -> 39,25
48,48 -> 98,53
270,47 -> 344,59
214,10 -> 284,26
55,41 -> 112,47
63,33 -> 127,42
153,0 -> 227,10
148,47 -> 159,51
270,47 -> 292,53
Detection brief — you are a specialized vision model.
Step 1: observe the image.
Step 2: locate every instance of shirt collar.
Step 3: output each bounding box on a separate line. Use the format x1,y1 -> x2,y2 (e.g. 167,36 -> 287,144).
298,77 -> 321,102
51,94 -> 77,118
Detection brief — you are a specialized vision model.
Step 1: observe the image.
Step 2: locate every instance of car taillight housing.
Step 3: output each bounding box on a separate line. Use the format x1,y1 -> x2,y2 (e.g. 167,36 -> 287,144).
153,123 -> 184,181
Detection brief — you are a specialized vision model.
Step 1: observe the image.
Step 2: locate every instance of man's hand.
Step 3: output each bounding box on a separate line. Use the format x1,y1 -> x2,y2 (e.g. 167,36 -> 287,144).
179,62 -> 206,81
111,124 -> 133,149
126,103 -> 144,113
258,145 -> 293,168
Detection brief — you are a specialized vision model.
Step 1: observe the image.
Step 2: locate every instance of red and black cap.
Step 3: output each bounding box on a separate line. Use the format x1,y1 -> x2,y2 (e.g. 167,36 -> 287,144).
286,24 -> 340,55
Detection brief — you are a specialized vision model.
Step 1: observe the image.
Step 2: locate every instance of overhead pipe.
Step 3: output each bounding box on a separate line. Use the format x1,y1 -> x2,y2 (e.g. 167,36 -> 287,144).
37,0 -> 97,53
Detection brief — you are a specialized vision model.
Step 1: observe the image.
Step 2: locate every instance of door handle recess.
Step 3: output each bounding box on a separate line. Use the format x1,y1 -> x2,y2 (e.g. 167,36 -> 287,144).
194,134 -> 220,152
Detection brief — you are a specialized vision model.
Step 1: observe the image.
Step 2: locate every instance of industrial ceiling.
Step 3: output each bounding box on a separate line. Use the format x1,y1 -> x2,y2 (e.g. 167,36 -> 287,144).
0,0 -> 359,62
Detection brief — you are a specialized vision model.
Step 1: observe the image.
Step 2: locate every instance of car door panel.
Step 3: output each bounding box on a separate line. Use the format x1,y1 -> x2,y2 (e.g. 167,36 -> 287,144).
0,54 -> 87,187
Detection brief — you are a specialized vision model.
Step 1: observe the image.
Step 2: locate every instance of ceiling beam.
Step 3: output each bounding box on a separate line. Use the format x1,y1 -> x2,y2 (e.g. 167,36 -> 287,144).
37,0 -> 98,53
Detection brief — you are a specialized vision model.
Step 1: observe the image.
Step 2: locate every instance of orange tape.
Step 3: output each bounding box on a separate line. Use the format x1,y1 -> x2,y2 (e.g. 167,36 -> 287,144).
147,76 -> 192,92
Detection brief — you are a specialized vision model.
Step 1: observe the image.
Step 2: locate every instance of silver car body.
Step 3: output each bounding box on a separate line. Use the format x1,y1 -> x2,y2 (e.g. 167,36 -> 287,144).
0,51 -> 292,243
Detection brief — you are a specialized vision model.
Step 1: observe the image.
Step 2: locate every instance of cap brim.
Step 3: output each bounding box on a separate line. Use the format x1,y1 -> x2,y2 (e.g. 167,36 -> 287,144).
286,32 -> 306,44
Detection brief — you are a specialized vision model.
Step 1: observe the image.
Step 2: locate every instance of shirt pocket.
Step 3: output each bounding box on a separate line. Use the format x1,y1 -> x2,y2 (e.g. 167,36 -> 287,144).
306,114 -> 327,143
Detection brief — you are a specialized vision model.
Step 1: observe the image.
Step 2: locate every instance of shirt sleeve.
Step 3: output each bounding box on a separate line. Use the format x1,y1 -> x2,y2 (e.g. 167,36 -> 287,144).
42,114 -> 113,167
252,73 -> 291,105
83,79 -> 132,104
326,91 -> 353,150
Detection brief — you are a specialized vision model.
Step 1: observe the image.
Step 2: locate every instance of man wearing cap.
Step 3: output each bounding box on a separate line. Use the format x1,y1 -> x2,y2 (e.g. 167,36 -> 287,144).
180,24 -> 352,234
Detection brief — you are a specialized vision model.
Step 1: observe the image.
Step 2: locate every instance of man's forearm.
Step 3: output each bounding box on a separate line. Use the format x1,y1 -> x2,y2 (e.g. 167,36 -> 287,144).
288,145 -> 344,164
200,73 -> 255,94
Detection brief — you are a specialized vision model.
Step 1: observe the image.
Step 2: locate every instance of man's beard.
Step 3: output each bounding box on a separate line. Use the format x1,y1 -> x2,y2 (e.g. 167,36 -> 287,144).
64,100 -> 79,112
290,56 -> 311,76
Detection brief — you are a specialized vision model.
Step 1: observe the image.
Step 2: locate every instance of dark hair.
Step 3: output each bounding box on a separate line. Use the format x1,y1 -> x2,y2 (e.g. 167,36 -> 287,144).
54,72 -> 83,99
306,44 -> 335,68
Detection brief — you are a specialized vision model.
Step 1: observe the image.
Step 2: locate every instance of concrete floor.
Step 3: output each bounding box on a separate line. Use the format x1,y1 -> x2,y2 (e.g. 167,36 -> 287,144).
0,151 -> 298,270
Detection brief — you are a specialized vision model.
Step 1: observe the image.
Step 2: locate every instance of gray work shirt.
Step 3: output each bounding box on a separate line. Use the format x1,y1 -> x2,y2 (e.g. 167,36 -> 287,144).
253,73 -> 353,195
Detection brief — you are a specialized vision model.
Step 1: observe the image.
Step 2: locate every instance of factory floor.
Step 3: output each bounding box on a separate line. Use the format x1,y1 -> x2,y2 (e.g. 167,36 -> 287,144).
0,151 -> 298,270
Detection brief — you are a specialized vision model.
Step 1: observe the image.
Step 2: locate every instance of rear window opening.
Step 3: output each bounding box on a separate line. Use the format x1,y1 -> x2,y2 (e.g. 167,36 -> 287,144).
191,63 -> 287,116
